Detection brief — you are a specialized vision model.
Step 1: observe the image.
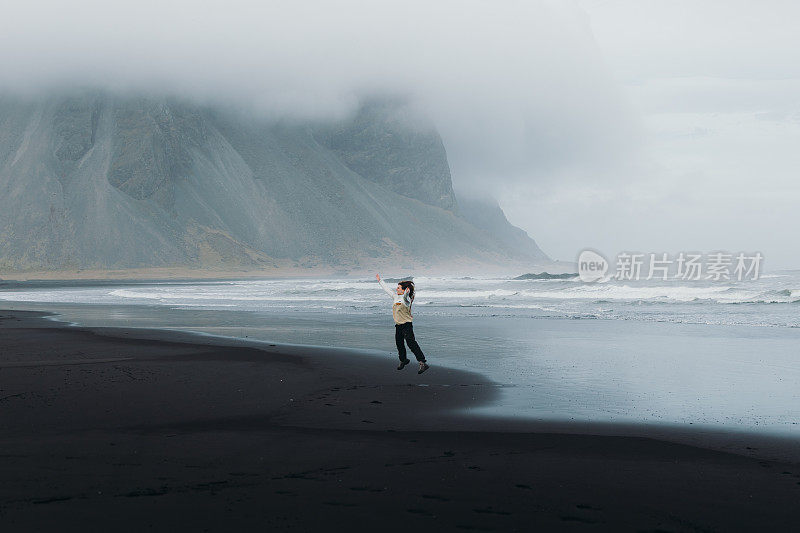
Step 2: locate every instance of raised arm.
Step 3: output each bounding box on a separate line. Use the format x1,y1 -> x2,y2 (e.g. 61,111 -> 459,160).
376,274 -> 396,298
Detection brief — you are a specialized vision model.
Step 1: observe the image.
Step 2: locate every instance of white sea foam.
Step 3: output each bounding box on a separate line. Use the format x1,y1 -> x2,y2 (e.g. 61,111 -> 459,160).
2,273 -> 799,327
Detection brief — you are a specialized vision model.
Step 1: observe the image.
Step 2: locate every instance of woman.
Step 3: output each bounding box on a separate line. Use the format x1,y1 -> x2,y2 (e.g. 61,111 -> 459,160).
376,274 -> 430,374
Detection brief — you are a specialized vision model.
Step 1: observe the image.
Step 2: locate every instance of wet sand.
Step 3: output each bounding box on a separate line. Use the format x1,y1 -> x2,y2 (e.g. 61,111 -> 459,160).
1,310 -> 799,531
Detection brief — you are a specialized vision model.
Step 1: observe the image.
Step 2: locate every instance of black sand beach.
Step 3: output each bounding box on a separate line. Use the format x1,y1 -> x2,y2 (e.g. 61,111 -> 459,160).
1,310 -> 799,531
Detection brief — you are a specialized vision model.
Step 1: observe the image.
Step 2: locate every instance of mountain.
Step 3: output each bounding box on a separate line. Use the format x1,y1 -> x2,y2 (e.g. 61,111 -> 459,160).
455,192 -> 547,262
0,92 -> 550,274
314,98 -> 458,212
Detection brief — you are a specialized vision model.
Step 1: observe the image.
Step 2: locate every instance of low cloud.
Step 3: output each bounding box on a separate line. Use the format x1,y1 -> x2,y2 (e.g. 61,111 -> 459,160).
0,0 -> 639,192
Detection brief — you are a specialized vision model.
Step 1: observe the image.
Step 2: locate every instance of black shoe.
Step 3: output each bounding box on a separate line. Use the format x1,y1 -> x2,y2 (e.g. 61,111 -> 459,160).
397,359 -> 411,370
417,362 -> 430,374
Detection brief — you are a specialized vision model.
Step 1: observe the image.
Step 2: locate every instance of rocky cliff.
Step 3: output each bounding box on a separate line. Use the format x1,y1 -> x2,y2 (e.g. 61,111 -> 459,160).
0,92 -> 549,273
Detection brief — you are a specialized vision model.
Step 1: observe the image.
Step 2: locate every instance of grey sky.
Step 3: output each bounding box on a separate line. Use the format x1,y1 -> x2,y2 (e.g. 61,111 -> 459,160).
499,0 -> 800,269
1,1 -> 634,175
2,1 -> 798,268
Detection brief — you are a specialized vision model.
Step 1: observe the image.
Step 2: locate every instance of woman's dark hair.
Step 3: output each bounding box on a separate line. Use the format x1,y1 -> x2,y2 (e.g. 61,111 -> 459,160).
398,280 -> 415,301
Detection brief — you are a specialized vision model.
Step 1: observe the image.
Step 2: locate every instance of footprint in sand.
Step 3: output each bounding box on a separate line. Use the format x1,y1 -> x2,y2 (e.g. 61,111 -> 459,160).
560,515 -> 597,524
576,503 -> 602,511
350,486 -> 385,493
473,507 -> 511,515
406,508 -> 435,517
323,501 -> 358,507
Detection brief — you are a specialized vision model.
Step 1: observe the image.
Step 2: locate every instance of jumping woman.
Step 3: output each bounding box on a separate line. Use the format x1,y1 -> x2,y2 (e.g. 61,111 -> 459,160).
376,273 -> 430,374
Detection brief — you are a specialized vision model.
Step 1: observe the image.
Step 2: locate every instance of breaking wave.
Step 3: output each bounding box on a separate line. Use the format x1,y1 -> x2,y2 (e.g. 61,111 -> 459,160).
2,273 -> 800,327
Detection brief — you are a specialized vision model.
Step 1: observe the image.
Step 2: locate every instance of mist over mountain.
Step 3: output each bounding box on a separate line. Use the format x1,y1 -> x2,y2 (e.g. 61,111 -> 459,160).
315,99 -> 457,212
0,92 -> 549,274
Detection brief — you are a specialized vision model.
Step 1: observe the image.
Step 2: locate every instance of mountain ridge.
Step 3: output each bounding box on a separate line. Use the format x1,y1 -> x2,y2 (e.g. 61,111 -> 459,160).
0,92 -> 549,274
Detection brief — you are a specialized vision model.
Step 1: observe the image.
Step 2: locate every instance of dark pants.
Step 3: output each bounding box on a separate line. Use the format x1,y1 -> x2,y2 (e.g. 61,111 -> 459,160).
395,322 -> 426,362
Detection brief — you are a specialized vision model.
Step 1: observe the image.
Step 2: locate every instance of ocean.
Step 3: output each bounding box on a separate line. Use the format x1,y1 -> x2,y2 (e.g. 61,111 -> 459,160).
2,271 -> 799,438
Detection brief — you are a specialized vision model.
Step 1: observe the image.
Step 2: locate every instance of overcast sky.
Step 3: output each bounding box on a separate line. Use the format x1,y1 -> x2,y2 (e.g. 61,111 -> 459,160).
499,0 -> 800,269
2,1 -> 798,268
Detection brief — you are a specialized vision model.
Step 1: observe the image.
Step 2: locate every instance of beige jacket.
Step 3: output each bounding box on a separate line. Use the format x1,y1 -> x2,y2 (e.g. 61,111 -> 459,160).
377,278 -> 414,324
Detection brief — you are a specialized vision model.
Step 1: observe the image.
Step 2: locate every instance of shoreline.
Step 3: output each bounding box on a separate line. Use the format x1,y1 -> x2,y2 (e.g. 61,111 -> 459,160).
2,309 -> 799,530
7,306 -> 800,463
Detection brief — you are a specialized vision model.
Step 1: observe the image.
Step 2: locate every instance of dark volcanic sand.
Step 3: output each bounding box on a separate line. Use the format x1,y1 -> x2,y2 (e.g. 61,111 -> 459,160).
1,310 -> 799,531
